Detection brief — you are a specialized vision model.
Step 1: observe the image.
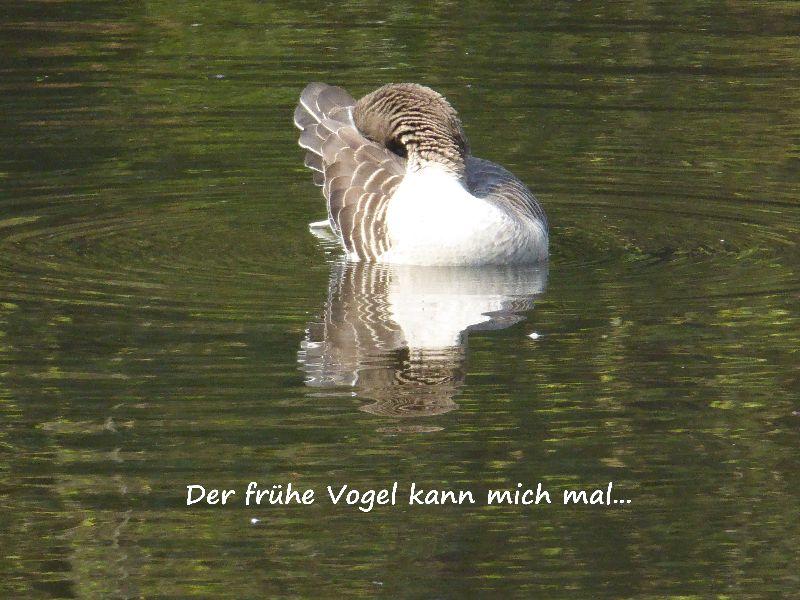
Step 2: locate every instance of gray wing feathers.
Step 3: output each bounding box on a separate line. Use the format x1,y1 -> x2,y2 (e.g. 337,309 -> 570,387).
295,83 -> 405,260
295,84 -> 355,186
465,156 -> 548,231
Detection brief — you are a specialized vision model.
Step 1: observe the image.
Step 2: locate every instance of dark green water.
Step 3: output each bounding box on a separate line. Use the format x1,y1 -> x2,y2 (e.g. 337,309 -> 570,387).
2,1 -> 799,598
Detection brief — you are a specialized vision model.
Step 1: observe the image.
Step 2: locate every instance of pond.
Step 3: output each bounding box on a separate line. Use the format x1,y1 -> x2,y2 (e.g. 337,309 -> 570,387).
1,1 -> 799,597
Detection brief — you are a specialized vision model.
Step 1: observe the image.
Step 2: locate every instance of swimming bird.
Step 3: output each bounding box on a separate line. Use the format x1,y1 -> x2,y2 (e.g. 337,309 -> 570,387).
294,83 -> 548,266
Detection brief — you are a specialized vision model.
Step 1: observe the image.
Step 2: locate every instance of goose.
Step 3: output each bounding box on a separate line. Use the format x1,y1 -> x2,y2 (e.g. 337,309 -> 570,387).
294,82 -> 548,266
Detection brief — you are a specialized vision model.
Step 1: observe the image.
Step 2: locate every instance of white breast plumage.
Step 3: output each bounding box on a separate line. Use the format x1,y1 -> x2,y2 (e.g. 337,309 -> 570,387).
378,166 -> 547,266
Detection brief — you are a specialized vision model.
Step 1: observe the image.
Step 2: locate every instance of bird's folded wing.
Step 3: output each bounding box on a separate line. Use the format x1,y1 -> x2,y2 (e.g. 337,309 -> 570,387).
295,83 -> 405,260
465,156 -> 548,231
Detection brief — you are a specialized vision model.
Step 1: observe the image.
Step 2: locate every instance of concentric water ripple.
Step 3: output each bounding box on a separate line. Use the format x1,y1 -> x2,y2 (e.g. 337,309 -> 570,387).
1,1 -> 799,597
1,187 -> 796,317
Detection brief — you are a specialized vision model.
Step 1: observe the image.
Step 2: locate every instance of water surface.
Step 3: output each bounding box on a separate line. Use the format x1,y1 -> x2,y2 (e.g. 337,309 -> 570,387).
2,1 -> 799,597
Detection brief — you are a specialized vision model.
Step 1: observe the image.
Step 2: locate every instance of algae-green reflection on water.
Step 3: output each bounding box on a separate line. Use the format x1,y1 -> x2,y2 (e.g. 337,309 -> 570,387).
1,0 -> 799,597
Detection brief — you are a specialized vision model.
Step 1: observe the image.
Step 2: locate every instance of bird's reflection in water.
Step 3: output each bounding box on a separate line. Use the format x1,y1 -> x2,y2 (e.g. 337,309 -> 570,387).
298,260 -> 548,424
